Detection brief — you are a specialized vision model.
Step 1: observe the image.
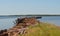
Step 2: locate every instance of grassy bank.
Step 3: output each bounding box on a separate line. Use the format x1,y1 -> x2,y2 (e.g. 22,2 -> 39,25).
19,22 -> 60,36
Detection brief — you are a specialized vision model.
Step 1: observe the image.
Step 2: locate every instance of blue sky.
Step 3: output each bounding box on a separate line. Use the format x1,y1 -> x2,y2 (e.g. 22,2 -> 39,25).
0,0 -> 60,15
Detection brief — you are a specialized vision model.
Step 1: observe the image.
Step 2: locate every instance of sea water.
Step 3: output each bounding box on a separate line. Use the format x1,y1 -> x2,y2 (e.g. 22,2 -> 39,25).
0,16 -> 60,30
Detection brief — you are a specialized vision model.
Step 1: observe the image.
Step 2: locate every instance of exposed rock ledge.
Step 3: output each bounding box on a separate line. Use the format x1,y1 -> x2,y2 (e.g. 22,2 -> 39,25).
0,17 -> 42,36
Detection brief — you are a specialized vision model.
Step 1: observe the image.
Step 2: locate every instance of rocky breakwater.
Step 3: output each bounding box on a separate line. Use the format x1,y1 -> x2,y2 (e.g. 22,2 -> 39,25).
0,17 -> 42,36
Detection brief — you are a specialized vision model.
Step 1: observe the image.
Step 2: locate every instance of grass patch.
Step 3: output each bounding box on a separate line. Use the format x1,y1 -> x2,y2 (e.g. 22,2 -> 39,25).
19,22 -> 60,36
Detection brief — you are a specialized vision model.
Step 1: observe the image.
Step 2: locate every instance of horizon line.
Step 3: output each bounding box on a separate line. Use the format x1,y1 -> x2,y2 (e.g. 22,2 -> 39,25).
0,14 -> 60,16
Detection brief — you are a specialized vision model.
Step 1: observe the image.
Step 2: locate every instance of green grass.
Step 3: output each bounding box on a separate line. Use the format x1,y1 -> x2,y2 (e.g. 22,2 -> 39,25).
19,22 -> 60,36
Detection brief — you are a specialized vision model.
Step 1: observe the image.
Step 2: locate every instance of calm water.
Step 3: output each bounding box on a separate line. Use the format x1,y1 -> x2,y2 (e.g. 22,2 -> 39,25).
0,16 -> 60,30
39,16 -> 60,26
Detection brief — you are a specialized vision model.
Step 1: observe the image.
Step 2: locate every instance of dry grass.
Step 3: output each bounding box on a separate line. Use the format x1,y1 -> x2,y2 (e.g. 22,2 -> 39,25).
19,22 -> 60,36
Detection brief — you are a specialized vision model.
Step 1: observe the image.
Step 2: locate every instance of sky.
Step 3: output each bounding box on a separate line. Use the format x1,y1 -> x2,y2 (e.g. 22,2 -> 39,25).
0,0 -> 60,15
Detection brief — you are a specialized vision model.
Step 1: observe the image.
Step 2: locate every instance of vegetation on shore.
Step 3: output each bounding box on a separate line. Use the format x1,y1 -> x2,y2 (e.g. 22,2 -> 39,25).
0,17 -> 60,36
19,22 -> 60,36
